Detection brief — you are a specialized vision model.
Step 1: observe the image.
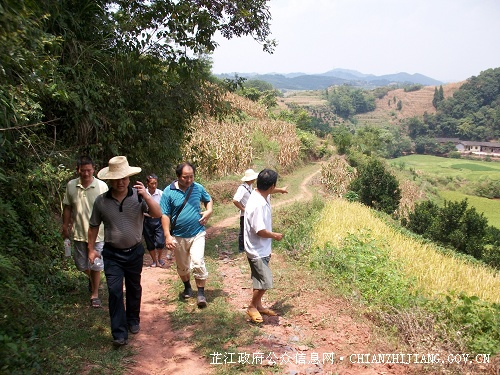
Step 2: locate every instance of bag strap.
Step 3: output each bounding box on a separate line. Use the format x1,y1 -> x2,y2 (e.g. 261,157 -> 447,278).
242,183 -> 252,195
171,184 -> 194,232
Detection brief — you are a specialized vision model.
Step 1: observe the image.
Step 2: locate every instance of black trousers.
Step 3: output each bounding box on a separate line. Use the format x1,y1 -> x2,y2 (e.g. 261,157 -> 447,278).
238,216 -> 245,253
102,242 -> 144,340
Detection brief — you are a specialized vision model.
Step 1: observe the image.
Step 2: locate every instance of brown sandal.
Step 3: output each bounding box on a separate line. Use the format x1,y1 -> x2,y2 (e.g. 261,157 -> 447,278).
246,308 -> 263,323
91,298 -> 102,308
258,308 -> 277,316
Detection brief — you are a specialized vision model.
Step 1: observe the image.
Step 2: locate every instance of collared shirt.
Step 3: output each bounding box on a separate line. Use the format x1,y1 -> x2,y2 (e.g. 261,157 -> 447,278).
144,188 -> 163,217
89,187 -> 148,249
233,182 -> 253,217
244,190 -> 272,259
63,176 -> 108,242
160,181 -> 211,238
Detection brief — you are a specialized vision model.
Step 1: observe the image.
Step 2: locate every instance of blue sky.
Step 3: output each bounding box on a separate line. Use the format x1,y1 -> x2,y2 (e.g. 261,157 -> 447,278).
210,0 -> 500,82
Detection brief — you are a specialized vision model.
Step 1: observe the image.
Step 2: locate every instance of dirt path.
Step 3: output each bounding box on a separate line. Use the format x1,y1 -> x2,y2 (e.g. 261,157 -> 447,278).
126,166 -> 411,375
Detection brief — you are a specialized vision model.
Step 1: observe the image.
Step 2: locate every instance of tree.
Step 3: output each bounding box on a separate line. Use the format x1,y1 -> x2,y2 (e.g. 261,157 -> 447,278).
332,125 -> 352,155
348,157 -> 401,215
405,199 -> 488,260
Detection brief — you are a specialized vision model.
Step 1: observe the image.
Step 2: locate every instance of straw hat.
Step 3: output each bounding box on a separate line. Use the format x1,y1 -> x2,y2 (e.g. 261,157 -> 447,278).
241,168 -> 259,182
97,156 -> 141,180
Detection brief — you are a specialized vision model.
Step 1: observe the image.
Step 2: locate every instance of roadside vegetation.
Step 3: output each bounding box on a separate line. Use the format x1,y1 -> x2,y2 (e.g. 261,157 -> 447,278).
2,1 -> 499,372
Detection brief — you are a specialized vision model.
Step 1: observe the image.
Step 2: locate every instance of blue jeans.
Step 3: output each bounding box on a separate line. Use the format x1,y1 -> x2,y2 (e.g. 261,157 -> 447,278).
103,243 -> 144,340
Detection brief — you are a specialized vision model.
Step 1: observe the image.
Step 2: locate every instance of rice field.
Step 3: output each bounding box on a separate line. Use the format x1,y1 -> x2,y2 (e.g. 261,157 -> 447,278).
394,154 -> 500,182
312,199 -> 500,303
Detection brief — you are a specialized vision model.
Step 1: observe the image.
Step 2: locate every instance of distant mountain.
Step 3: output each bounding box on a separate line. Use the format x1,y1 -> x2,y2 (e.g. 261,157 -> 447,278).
215,68 -> 443,90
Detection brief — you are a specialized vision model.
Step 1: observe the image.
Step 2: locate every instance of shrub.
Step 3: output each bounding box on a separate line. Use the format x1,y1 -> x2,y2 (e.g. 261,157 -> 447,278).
348,157 -> 401,215
404,199 -> 488,260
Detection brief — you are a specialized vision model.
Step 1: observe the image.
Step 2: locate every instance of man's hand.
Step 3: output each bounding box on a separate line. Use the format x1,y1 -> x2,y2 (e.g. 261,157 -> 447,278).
134,181 -> 147,196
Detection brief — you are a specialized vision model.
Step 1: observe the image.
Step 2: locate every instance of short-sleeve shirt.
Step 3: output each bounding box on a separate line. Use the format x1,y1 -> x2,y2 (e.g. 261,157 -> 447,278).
144,188 -> 162,217
233,182 -> 253,217
89,187 -> 148,249
244,190 -> 272,259
160,181 -> 211,238
62,176 -> 108,242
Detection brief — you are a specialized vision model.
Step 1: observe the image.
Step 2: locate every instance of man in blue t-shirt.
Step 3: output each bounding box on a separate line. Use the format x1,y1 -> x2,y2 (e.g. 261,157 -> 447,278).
160,162 -> 213,308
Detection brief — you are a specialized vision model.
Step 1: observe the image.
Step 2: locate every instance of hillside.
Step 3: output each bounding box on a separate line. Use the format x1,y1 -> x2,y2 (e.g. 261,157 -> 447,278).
277,82 -> 465,129
356,82 -> 464,126
216,69 -> 443,91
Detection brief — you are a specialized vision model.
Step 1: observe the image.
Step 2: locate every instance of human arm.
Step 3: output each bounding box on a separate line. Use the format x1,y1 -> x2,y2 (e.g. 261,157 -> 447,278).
62,205 -> 72,239
233,199 -> 245,212
87,225 -> 100,264
256,229 -> 283,241
271,186 -> 288,195
162,214 -> 177,251
134,181 -> 162,217
199,199 -> 213,226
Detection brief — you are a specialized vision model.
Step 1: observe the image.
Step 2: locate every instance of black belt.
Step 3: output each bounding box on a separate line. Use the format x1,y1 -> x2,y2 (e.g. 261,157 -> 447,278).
105,242 -> 141,253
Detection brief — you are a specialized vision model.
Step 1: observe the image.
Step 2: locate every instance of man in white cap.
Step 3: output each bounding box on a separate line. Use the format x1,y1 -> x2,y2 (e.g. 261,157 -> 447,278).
233,169 -> 288,253
88,156 -> 161,347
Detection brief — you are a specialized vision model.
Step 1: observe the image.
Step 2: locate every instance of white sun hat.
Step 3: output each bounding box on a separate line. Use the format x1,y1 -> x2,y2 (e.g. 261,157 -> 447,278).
241,168 -> 259,182
97,156 -> 142,180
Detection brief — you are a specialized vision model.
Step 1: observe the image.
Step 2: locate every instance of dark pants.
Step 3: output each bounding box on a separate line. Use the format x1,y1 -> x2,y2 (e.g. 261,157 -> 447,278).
143,216 -> 165,251
102,243 -> 144,340
238,216 -> 245,253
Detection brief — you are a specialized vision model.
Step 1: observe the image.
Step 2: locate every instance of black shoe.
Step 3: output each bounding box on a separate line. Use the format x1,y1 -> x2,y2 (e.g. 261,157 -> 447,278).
182,288 -> 192,299
129,324 -> 140,334
197,295 -> 207,308
113,338 -> 128,347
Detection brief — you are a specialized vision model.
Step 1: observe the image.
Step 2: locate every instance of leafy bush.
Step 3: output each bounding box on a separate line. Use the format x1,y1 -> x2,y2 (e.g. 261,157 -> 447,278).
348,157 -> 401,215
437,293 -> 500,354
472,177 -> 500,198
403,84 -> 423,92
404,199 -> 488,260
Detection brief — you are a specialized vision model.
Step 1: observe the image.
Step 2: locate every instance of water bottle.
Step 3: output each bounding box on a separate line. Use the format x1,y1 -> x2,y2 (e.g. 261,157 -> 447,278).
64,238 -> 72,257
93,256 -> 103,268
90,257 -> 103,271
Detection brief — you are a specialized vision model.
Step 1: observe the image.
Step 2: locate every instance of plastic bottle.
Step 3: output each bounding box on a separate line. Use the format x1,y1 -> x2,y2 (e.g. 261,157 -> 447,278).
93,256 -> 103,268
64,238 -> 72,257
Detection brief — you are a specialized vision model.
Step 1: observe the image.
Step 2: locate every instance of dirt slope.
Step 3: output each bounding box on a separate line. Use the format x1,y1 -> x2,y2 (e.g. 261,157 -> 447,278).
356,82 -> 464,126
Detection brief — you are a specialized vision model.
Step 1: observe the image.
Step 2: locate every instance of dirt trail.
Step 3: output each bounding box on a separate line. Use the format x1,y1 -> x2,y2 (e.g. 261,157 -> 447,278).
126,166 -> 410,375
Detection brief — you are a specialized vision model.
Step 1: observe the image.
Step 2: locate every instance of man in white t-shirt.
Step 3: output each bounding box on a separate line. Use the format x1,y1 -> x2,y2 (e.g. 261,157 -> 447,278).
244,169 -> 283,323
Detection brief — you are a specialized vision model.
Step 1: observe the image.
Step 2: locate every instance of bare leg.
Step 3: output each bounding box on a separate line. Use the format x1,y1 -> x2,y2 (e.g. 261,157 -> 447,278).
90,269 -> 100,299
249,289 -> 266,311
149,249 -> 157,264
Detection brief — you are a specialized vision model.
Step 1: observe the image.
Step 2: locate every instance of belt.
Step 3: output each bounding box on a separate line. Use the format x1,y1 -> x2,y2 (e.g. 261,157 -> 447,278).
105,242 -> 141,253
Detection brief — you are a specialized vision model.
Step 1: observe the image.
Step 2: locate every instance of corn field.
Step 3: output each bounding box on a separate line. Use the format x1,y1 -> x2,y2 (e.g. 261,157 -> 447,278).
182,93 -> 301,178
320,156 -> 357,198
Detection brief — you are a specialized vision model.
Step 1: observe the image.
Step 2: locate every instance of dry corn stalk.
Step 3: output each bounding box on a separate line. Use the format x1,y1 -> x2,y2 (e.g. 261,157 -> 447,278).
395,179 -> 426,220
321,156 -> 357,198
182,93 -> 301,177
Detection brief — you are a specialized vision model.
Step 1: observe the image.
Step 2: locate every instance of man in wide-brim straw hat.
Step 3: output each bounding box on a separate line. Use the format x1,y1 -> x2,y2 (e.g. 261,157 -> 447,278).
88,156 -> 161,347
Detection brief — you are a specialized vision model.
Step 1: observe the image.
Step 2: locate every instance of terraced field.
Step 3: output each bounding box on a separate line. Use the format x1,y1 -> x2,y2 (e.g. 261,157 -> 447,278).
356,81 -> 464,126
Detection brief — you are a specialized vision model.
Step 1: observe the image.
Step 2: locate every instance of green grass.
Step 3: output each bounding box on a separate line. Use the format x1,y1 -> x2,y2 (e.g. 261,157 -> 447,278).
439,190 -> 500,228
394,154 -> 500,182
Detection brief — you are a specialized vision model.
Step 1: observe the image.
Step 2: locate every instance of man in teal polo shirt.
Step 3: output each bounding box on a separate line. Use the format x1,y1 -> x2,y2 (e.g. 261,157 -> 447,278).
160,162 -> 213,308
